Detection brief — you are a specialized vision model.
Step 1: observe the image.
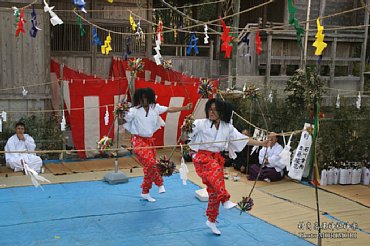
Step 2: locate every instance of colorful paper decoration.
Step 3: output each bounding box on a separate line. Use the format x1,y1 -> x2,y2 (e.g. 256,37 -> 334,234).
61,111 -> 66,131
73,0 -> 87,13
312,18 -> 327,56
198,79 -> 213,98
124,36 -> 132,60
30,6 -> 41,38
288,0 -> 304,46
92,26 -> 102,46
128,58 -> 144,77
15,8 -> 26,37
204,24 -> 209,44
255,32 -> 262,55
186,32 -> 199,55
101,33 -> 112,55
77,16 -> 85,36
219,17 -> 232,58
107,0 -> 113,3
129,14 -> 137,31
43,0 -> 63,26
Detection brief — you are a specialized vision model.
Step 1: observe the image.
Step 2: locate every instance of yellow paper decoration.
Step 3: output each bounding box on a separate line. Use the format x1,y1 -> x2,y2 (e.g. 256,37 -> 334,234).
312,18 -> 327,56
101,34 -> 112,55
107,0 -> 113,3
129,14 -> 137,31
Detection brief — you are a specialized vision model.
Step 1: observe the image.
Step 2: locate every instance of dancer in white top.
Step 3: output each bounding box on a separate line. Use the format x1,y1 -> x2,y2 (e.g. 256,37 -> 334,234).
5,122 -> 43,173
124,87 -> 192,202
183,98 -> 269,235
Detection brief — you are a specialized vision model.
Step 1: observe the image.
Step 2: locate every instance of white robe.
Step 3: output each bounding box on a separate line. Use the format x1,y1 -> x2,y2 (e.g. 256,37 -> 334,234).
188,119 -> 248,157
258,143 -> 284,174
4,134 -> 43,172
123,103 -> 168,137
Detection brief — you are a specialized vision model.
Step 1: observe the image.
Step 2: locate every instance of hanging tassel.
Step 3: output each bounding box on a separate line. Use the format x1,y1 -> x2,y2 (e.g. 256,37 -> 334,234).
356,92 -> 361,109
43,0 -> 63,26
129,13 -> 137,31
92,26 -> 102,46
22,86 -> 28,96
101,33 -> 112,55
61,111 -> 66,131
104,105 -> 109,126
135,19 -> 144,41
15,8 -> 26,37
336,92 -> 340,108
30,5 -> 42,38
77,16 -> 86,37
73,0 -> 87,13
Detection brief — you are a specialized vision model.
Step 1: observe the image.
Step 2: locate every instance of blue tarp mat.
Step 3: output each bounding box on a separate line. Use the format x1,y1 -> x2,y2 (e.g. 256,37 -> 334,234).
0,174 -> 311,246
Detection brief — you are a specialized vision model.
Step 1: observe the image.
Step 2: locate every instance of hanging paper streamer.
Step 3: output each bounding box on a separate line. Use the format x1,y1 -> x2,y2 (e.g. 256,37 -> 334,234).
101,33 -> 112,55
267,90 -> 273,103
135,19 -> 144,41
104,105 -> 109,126
356,92 -> 361,109
255,32 -> 262,55
30,6 -> 42,38
336,92 -> 340,108
129,14 -> 137,31
1,111 -> 7,122
288,0 -> 304,46
240,33 -> 251,62
179,144 -> 189,185
204,24 -> 209,44
91,26 -> 102,46
24,163 -> 51,189
107,0 -> 113,3
77,16 -> 86,36
312,18 -> 327,58
156,18 -> 164,42
0,119 -> 2,133
153,33 -> 162,65
73,0 -> 87,13
61,111 -> 66,131
43,0 -> 63,26
22,86 -> 28,96
279,133 -> 293,171
15,8 -> 26,37
186,32 -> 199,55
219,17 -> 233,58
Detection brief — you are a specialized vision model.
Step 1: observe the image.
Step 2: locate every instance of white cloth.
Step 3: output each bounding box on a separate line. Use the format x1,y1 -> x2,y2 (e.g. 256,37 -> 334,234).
4,134 -> 43,172
123,103 -> 168,137
188,119 -> 248,157
258,143 -> 284,174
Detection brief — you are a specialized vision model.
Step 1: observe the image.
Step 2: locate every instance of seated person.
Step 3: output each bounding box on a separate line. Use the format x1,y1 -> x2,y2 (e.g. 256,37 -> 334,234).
232,129 -> 259,174
248,132 -> 284,182
4,122 -> 43,173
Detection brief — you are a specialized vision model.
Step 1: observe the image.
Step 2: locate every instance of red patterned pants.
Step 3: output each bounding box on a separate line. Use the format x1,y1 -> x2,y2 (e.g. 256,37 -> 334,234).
192,150 -> 230,222
132,135 -> 163,194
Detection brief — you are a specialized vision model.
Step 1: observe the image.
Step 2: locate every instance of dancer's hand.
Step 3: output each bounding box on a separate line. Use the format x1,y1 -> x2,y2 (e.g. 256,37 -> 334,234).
185,103 -> 192,110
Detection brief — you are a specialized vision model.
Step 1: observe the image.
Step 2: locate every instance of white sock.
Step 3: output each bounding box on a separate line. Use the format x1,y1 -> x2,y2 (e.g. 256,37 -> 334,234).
158,185 -> 166,194
223,200 -> 237,209
141,193 -> 156,202
206,220 -> 221,235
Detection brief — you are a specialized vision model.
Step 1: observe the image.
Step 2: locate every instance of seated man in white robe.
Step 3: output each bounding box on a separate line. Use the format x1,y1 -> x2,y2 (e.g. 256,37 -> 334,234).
248,132 -> 284,182
4,122 -> 43,173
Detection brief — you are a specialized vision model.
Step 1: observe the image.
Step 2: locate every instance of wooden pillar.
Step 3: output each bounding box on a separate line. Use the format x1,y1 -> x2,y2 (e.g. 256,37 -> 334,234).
266,33 -> 272,92
146,0 -> 153,58
360,0 -> 370,92
330,31 -> 337,92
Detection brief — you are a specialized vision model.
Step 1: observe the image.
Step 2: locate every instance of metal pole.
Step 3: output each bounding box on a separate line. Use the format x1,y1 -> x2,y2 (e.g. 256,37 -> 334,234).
59,63 -> 66,161
303,0 -> 312,68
